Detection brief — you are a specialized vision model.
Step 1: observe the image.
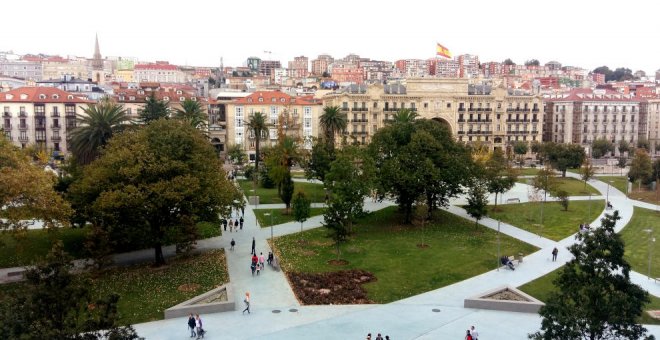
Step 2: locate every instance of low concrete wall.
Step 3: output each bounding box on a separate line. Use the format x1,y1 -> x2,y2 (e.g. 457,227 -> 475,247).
464,285 -> 544,314
164,284 -> 235,319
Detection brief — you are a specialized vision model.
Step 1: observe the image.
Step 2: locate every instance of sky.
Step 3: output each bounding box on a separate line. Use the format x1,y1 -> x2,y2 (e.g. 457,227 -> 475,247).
2,0 -> 660,74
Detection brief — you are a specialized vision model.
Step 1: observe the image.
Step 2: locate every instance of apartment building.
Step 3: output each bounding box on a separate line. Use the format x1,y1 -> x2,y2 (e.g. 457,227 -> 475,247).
225,91 -> 322,161
543,89 -> 642,156
0,59 -> 42,81
134,62 -> 187,83
641,97 -> 660,155
322,78 -> 543,149
311,54 -> 334,76
288,56 -> 309,78
394,59 -> 429,78
1,87 -> 92,154
42,57 -> 90,81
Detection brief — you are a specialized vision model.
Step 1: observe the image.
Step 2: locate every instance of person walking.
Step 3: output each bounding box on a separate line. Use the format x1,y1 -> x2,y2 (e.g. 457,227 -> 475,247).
465,329 -> 473,340
470,325 -> 479,340
230,238 -> 235,251
258,252 -> 265,270
552,247 -> 558,262
242,292 -> 251,314
234,219 -> 239,231
251,237 -> 256,255
195,314 -> 204,339
187,313 -> 196,338
251,254 -> 258,276
267,251 -> 273,266
229,218 -> 233,233
241,205 -> 245,217
239,216 -> 244,230
222,218 -> 227,232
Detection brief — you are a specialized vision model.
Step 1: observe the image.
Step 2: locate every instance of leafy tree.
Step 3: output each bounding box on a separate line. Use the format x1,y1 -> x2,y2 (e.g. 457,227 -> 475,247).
303,138 -> 333,182
524,59 -> 540,67
292,191 -> 311,234
503,58 -> 516,65
324,146 -> 374,234
542,142 -> 586,177
592,66 -> 611,78
628,149 -> 653,185
611,67 -> 634,82
246,112 -> 269,183
227,144 -> 246,166
319,106 -> 347,152
653,158 -> 660,182
68,101 -> 130,165
556,190 -> 569,211
529,212 -> 653,340
637,138 -> 650,152
388,108 -> 418,124
533,167 -> 558,226
137,92 -> 170,123
485,148 -> 517,210
174,98 -> 207,130
322,71 -> 330,78
370,119 -> 474,223
618,156 -> 628,176
70,120 -> 236,265
280,171 -> 294,213
591,138 -> 614,158
0,242 -> 141,339
618,140 -> 631,157
513,141 -> 528,167
265,136 -> 300,196
465,181 -> 488,228
0,138 -> 72,232
580,159 -> 595,189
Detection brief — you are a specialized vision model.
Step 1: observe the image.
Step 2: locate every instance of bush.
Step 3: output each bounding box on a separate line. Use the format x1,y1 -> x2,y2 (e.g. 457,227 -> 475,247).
243,165 -> 255,181
260,167 -> 276,188
556,190 -> 569,211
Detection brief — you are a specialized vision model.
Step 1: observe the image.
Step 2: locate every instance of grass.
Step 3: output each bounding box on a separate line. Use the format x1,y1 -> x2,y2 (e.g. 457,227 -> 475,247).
254,208 -> 327,227
488,200 -> 605,241
0,222 -> 220,268
0,250 -> 229,326
516,177 -> 599,196
238,179 -> 326,204
598,176 -> 629,195
291,170 -> 307,179
620,207 -> 660,279
274,206 -> 537,303
517,168 -> 541,176
518,267 -> 660,325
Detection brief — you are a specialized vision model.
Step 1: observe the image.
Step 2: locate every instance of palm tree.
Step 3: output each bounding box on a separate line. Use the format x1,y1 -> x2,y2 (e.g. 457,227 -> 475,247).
247,112 -> 269,178
389,108 -> 418,124
68,101 -> 130,165
174,98 -> 207,131
319,106 -> 347,151
137,92 -> 170,123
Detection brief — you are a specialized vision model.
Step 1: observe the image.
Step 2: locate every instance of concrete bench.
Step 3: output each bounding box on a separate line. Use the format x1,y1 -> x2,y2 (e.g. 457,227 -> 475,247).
7,270 -> 25,278
506,198 -> 521,204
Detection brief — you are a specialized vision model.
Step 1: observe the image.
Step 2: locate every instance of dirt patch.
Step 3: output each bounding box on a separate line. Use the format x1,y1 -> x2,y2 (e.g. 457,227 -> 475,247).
310,240 -> 334,247
287,270 -> 376,305
302,250 -> 317,256
177,283 -> 201,292
416,243 -> 430,248
328,259 -> 349,266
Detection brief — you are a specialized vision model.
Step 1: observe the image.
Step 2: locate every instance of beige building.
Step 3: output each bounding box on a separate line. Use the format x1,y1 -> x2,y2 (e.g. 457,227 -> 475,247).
1,87 -> 92,154
642,97 -> 660,156
42,58 -> 90,81
225,91 -> 323,161
322,78 -> 543,150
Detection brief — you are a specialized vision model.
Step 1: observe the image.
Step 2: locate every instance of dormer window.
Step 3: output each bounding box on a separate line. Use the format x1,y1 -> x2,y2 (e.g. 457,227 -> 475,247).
271,98 -> 276,103
5,94 -> 13,100
129,96 -> 135,101
138,90 -> 144,95
180,97 -> 185,102
39,94 -> 47,99
163,96 -> 169,101
52,94 -> 59,99
247,98 -> 253,103
258,97 -> 264,102
191,97 -> 196,101
119,96 -> 125,101
176,90 -> 182,95
280,98 -> 286,103
20,94 -> 28,100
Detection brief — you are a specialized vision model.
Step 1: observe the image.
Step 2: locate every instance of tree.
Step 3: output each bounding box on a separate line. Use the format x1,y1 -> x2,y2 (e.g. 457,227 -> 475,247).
525,59 -> 540,67
533,167 -> 558,226
618,156 -> 628,176
174,98 -> 207,130
485,148 -> 517,210
465,181 -> 488,228
556,190 -> 569,211
503,58 -> 516,65
227,144 -> 246,166
388,108 -> 418,124
618,140 -> 631,157
319,106 -> 347,152
591,138 -> 614,159
303,138 -> 333,182
0,242 -> 141,339
280,171 -> 294,213
137,92 -> 170,123
70,120 -> 236,266
322,71 -> 330,78
247,111 -> 269,188
292,191 -> 311,234
68,101 -> 130,165
0,138 -> 72,232
580,159 -> 595,189
628,149 -> 653,186
529,212 -> 653,340
637,138 -> 650,152
543,142 -> 585,177
513,141 -> 528,167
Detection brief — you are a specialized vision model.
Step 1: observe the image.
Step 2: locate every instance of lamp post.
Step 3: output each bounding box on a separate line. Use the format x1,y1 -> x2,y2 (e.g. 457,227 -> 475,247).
605,180 -> 611,209
264,210 -> 274,246
497,220 -> 501,271
643,228 -> 654,279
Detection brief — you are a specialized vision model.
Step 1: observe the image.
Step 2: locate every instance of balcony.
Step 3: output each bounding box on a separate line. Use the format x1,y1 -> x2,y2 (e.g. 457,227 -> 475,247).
34,112 -> 45,117
35,123 -> 46,129
51,135 -> 62,141
18,135 -> 28,142
352,118 -> 369,123
351,108 -> 368,112
19,111 -> 27,117
350,131 -> 369,136
35,136 -> 46,142
51,124 -> 61,129
18,124 -> 28,130
51,112 -> 60,117
3,124 -> 11,130
532,109 -> 540,112
3,112 -> 10,118
65,111 -> 76,117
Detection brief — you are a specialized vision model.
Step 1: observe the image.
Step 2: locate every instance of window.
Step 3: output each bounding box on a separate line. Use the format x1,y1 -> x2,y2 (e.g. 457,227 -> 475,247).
258,97 -> 264,102
180,97 -> 185,102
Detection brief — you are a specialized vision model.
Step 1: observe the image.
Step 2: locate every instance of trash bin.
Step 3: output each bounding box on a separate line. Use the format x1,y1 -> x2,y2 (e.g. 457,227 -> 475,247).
517,253 -> 524,263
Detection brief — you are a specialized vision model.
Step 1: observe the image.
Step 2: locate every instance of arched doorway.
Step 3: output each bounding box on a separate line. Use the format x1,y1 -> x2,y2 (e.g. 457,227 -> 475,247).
431,117 -> 452,134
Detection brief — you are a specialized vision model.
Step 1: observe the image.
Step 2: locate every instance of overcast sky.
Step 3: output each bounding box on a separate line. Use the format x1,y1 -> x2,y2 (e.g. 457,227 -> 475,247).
2,0 -> 659,74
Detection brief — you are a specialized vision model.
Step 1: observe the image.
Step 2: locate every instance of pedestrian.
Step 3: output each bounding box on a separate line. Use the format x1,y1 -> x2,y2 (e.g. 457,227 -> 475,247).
229,218 -> 233,232
256,262 -> 261,275
195,314 -> 204,339
465,329 -> 473,340
239,216 -> 244,230
267,251 -> 273,265
471,325 -> 479,340
222,218 -> 227,232
552,247 -> 558,262
241,205 -> 245,217
366,333 -> 371,340
376,333 -> 383,340
258,252 -> 265,270
242,292 -> 250,314
385,336 -> 390,340
187,313 -> 196,338
234,219 -> 239,231
230,238 -> 235,251
251,253 -> 258,276
251,237 -> 256,255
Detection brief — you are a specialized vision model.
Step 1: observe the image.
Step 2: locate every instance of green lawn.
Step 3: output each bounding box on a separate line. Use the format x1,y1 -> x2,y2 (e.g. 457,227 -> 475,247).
255,208 -> 326,227
598,176 -> 628,195
517,168 -> 541,176
238,179 -> 326,204
291,170 -> 307,179
516,177 -> 599,196
620,207 -> 660,279
488,200 -> 605,241
518,267 -> 660,325
275,206 -> 537,303
0,222 -> 220,268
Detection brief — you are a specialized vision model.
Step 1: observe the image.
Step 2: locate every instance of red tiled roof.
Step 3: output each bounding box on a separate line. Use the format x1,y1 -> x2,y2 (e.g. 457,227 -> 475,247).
233,91 -> 321,105
0,87 -> 93,103
135,64 -> 178,71
114,89 -> 207,104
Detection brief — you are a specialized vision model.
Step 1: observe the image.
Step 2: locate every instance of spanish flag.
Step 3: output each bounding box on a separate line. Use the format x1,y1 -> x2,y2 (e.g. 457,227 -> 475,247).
436,43 -> 452,59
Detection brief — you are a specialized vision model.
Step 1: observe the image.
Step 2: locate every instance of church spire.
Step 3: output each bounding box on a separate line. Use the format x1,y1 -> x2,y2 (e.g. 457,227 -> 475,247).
92,33 -> 103,70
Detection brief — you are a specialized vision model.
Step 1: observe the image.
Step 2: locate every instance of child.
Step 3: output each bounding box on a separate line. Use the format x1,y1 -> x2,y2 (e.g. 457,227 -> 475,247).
256,263 -> 261,275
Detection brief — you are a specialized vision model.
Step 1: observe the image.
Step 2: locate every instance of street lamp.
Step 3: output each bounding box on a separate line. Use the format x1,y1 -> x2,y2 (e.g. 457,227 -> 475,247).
643,228 -> 655,279
264,210 -> 274,246
496,220 -> 501,271
605,180 -> 613,209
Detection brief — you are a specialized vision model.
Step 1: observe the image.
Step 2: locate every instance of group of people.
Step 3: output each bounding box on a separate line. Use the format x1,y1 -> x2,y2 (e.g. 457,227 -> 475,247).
579,223 -> 591,233
465,325 -> 479,340
500,255 -> 516,270
187,313 -> 204,339
222,215 -> 244,233
365,332 -> 389,340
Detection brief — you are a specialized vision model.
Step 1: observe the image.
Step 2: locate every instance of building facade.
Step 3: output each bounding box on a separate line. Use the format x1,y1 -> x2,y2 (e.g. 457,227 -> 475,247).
1,87 -> 91,154
0,59 -> 43,81
133,62 -> 187,83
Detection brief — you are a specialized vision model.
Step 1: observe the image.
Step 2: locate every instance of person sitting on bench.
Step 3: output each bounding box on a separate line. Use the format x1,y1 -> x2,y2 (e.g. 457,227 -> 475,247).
500,256 -> 515,270
607,201 -> 613,209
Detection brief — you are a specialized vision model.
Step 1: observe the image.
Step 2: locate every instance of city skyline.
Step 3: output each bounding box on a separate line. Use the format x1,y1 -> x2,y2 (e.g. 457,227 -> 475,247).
2,0 -> 660,74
